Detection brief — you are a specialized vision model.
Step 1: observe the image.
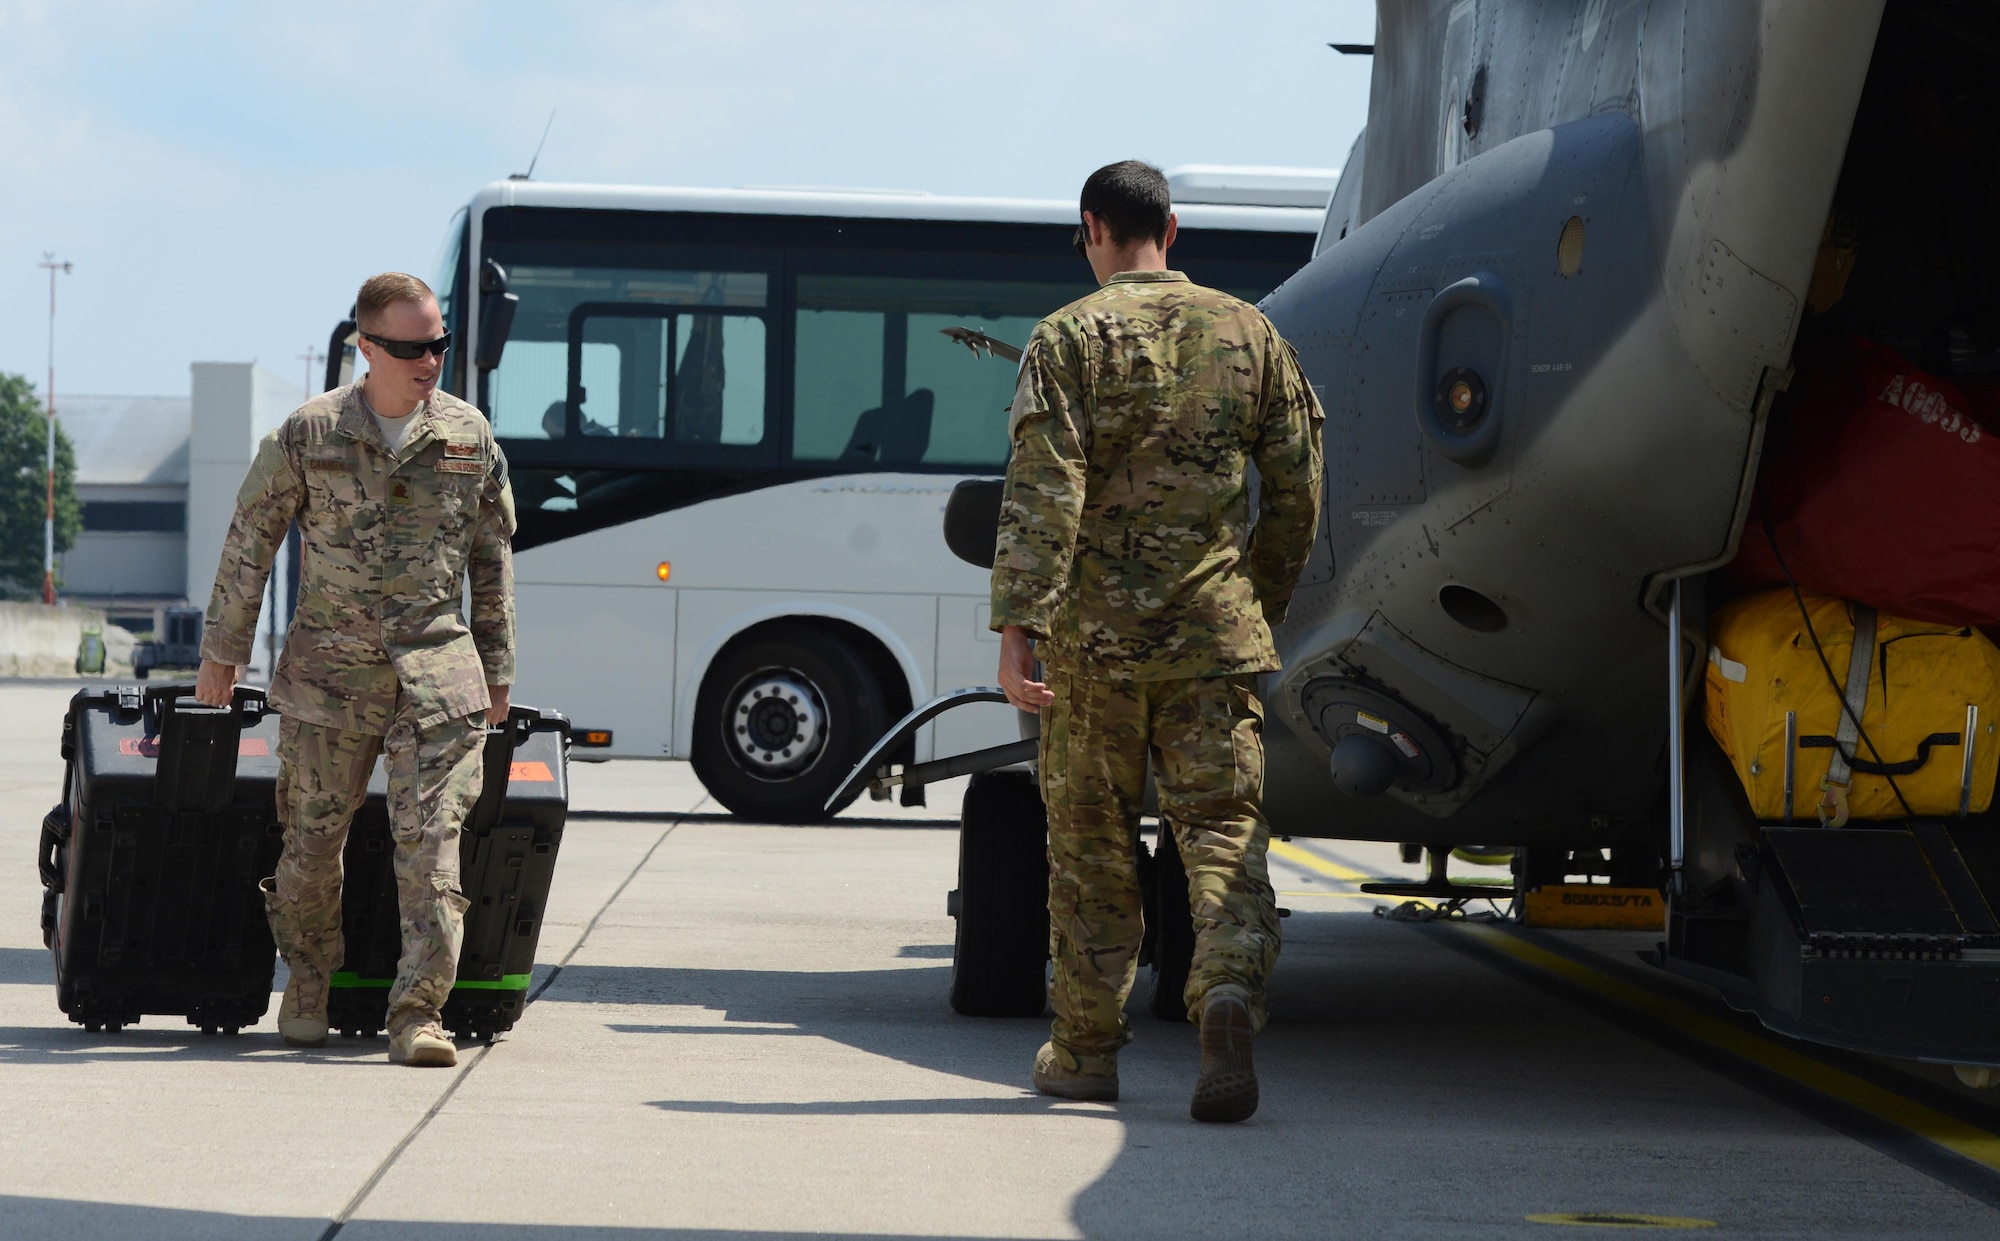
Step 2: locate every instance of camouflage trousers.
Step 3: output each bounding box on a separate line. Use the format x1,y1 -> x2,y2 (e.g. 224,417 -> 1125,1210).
1039,672 -> 1280,1075
264,708 -> 485,1037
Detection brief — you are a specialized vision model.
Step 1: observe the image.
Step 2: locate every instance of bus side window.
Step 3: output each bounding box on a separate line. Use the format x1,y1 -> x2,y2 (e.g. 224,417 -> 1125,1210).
567,308 -> 767,446
793,307 -> 888,461
791,272 -> 1066,470
672,314 -> 766,446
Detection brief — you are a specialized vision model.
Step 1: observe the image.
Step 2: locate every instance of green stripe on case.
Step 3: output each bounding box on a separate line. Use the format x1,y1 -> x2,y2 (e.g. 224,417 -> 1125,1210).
452,974 -> 533,991
328,972 -> 531,991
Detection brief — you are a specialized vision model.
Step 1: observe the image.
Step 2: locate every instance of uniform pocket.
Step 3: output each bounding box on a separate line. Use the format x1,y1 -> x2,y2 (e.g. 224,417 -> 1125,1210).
1227,677 -> 1265,804
432,875 -> 470,916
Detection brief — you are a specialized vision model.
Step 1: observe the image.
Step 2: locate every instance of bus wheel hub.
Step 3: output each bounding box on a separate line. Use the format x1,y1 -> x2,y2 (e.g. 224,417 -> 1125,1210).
731,673 -> 825,775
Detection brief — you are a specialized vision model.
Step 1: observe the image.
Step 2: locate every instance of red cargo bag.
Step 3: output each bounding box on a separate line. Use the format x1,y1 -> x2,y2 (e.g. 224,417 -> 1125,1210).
1730,336 -> 2000,627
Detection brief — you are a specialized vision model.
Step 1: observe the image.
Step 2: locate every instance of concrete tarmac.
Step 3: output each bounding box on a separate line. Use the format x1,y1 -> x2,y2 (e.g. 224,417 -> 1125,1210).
2,680 -> 1999,1238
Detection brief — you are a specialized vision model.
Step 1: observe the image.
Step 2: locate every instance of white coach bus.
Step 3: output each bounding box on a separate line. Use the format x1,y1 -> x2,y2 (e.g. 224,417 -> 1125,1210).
336,173 -> 1326,821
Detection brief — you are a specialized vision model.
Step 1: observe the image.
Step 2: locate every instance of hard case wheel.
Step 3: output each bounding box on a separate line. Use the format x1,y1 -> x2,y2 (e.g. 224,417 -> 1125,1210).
948,769 -> 1049,1017
691,625 -> 893,824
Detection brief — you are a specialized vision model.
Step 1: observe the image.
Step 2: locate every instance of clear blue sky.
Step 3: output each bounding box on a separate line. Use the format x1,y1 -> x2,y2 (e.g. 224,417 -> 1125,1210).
0,1 -> 1375,400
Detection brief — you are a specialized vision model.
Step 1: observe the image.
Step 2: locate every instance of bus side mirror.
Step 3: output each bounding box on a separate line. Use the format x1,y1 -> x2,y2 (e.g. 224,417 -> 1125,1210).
325,312 -> 358,393
943,478 -> 1004,568
476,258 -> 519,372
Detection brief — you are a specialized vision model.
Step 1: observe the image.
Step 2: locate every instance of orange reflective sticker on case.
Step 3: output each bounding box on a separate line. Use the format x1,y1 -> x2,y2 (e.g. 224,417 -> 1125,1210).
509,761 -> 554,782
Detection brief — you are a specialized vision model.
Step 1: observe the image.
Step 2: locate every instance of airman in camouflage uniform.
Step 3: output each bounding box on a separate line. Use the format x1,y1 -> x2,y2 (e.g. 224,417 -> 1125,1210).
196,273 -> 515,1067
991,161 -> 1323,1122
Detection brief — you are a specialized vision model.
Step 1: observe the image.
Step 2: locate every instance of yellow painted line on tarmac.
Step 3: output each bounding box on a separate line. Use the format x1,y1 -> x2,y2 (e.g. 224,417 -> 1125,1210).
1268,840 -> 1371,882
1455,923 -> 2000,1175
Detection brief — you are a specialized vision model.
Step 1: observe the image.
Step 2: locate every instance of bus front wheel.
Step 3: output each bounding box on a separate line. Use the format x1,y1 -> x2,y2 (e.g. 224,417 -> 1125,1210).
692,625 -> 891,824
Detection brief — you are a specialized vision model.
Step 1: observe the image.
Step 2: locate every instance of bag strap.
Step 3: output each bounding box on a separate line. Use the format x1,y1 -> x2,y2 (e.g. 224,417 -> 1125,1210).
1815,604 -> 1877,826
1825,604 -> 1876,789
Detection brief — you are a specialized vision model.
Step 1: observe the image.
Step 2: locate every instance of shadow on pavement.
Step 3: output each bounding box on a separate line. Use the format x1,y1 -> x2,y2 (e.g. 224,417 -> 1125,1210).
0,1024 -> 397,1064
0,1196 -> 1043,1241
646,1097 -> 1116,1118
566,810 -> 956,830
544,960 -> 1046,1096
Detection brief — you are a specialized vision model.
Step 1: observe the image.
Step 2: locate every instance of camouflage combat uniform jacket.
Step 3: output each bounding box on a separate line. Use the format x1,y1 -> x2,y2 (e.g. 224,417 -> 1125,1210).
990,271 -> 1324,679
200,383 -> 517,733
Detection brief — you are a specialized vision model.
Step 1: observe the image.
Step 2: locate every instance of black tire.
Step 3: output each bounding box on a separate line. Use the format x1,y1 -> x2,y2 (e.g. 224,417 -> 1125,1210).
949,770 -> 1049,1017
1148,826 -> 1196,1021
691,624 -> 894,824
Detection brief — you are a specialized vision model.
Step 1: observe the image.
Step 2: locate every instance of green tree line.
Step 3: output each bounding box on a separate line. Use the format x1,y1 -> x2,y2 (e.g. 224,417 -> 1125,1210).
0,372 -> 83,599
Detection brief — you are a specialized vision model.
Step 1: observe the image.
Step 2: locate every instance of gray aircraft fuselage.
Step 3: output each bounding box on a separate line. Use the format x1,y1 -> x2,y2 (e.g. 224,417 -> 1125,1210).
1258,0 -> 1885,855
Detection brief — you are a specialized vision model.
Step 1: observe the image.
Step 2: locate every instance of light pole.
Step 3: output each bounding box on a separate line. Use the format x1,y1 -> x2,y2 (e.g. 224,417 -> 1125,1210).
37,254 -> 72,606
297,346 -> 325,398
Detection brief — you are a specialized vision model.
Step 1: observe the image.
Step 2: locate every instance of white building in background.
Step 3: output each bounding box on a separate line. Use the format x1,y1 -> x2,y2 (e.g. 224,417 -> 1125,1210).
185,363 -> 299,624
58,394 -> 191,616
57,363 -> 300,676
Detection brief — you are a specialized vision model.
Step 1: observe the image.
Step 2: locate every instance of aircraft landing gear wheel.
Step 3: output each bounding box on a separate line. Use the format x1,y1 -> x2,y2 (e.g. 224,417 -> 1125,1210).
1148,826 -> 1195,1022
948,770 -> 1048,1017
691,625 -> 892,824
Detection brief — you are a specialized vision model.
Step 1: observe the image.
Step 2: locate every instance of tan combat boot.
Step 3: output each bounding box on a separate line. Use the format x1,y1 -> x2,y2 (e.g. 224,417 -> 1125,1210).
389,1022 -> 458,1068
1190,987 -> 1258,1123
262,877 -> 332,1049
1031,1041 -> 1118,1102
276,974 -> 329,1049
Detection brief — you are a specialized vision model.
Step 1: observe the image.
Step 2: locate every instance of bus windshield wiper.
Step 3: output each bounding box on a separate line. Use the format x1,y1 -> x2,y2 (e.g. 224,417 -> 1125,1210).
940,326 -> 1023,364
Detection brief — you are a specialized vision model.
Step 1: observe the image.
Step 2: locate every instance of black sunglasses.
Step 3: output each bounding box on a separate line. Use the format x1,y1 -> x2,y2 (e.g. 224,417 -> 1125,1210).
1073,223 -> 1088,260
362,330 -> 451,360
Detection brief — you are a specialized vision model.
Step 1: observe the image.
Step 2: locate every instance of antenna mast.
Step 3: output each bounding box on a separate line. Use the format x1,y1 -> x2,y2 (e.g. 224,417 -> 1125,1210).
511,110 -> 557,181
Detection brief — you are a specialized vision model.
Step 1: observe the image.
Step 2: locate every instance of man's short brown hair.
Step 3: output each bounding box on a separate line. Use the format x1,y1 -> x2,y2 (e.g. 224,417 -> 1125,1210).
1080,160 -> 1171,247
355,272 -> 435,332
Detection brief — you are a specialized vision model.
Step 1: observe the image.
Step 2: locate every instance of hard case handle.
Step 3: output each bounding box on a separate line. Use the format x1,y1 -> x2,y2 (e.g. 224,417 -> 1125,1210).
37,803 -> 70,894
143,683 -> 271,725
467,704 -> 571,834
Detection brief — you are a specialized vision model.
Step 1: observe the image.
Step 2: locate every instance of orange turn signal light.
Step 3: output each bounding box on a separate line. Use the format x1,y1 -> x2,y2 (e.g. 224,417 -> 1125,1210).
656,561 -> 672,582
576,729 -> 614,748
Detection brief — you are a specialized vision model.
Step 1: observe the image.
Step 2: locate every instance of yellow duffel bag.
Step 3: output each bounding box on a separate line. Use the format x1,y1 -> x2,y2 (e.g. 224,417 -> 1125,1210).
1705,588 -> 2000,822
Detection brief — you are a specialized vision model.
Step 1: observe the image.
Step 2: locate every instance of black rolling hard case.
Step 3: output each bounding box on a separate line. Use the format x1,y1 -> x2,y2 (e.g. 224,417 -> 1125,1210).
39,685 -> 284,1035
326,705 -> 570,1042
